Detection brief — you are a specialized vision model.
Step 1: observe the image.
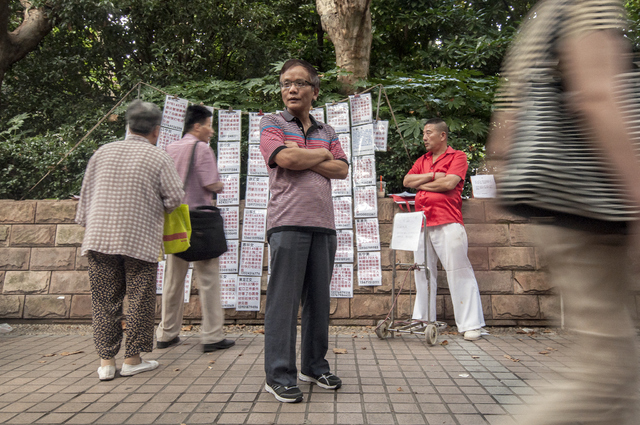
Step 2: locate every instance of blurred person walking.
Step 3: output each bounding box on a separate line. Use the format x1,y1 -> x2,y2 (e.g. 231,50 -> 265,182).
76,100 -> 184,381
489,0 -> 640,423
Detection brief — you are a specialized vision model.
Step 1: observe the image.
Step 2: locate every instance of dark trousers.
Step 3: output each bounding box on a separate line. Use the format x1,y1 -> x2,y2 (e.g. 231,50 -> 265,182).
87,251 -> 156,359
264,231 -> 337,387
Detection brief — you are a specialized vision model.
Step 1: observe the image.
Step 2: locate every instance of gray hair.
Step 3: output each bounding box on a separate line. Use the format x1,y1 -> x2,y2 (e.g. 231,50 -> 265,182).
126,100 -> 162,135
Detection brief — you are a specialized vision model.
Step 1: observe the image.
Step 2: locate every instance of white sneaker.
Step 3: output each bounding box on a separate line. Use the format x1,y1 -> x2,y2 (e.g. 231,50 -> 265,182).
464,329 -> 482,341
120,359 -> 159,376
97,365 -> 115,381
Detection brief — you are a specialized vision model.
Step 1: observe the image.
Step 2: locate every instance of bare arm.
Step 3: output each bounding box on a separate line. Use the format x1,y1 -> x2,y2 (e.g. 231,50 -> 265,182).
403,172 -> 447,189
310,160 -> 349,180
416,174 -> 462,192
205,182 -> 224,194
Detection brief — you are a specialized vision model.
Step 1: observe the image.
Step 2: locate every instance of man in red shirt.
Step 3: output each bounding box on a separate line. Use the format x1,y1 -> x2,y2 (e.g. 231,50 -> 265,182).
403,118 -> 485,341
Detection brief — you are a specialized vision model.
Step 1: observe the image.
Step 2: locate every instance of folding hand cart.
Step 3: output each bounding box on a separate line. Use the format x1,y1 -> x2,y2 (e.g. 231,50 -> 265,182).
374,212 -> 447,346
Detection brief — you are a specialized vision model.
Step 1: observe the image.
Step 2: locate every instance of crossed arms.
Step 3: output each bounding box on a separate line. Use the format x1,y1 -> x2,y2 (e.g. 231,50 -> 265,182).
403,172 -> 461,193
273,140 -> 348,180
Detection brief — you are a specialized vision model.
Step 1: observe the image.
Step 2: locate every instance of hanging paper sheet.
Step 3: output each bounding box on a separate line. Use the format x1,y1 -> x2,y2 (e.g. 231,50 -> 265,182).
161,96 -> 188,132
354,185 -> 378,218
241,208 -> 268,242
220,274 -> 238,309
331,167 -> 352,197
248,112 -> 264,144
248,145 -> 269,176
245,176 -> 270,209
333,196 -> 353,230
355,218 -> 381,251
219,206 -> 240,240
351,124 -> 375,156
330,263 -> 354,298
236,276 -> 261,311
310,107 -> 325,123
218,109 -> 242,141
357,251 -> 382,286
353,154 -> 376,186
373,120 -> 389,152
219,240 -> 239,274
239,242 -> 265,277
217,174 -> 240,206
217,142 -> 241,174
349,93 -> 373,127
326,102 -> 350,133
335,230 -> 354,263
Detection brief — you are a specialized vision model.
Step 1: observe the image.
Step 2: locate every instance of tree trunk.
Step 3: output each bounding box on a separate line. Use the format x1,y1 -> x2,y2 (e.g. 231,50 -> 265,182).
316,0 -> 372,93
0,0 -> 54,90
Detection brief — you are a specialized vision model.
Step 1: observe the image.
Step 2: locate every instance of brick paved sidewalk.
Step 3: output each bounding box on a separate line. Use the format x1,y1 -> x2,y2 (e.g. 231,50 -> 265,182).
0,328 -> 606,424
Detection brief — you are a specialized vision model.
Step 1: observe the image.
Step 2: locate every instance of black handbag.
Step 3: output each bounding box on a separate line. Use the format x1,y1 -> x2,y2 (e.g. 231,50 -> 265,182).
174,142 -> 228,261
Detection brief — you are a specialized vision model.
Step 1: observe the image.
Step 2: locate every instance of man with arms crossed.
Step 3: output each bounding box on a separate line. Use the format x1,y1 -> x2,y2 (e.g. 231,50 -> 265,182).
403,118 -> 485,341
156,105 -> 235,353
260,59 -> 348,403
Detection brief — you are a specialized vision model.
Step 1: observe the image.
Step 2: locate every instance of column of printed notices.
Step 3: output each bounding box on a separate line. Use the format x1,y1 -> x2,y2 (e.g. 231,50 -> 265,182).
235,112 -> 268,312
326,102 -> 355,298
350,93 -> 383,288
217,110 -> 242,309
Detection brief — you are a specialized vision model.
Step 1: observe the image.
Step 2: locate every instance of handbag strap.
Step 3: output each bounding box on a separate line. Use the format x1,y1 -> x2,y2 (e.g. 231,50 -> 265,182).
182,141 -> 202,190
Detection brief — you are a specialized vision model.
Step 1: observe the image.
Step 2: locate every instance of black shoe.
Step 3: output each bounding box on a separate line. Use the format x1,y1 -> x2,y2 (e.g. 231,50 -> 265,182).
264,382 -> 303,403
299,372 -> 342,390
156,336 -> 180,349
202,338 -> 235,353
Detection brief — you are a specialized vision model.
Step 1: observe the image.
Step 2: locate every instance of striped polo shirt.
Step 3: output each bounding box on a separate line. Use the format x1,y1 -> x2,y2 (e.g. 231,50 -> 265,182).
259,110 -> 348,236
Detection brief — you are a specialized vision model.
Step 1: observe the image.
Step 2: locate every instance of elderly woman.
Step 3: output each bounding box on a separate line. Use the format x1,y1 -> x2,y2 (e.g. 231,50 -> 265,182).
76,100 -> 184,381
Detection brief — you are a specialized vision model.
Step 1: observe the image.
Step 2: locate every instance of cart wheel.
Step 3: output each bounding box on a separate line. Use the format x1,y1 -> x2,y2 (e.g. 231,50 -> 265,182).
425,324 -> 438,346
375,319 -> 391,339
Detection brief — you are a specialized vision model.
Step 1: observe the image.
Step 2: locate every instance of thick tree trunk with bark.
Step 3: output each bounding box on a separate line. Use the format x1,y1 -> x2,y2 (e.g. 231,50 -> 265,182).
0,0 -> 53,90
316,0 -> 372,93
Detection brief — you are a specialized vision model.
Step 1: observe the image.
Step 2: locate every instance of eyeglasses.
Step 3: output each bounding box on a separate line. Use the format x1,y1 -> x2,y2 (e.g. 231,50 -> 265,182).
279,80 -> 313,90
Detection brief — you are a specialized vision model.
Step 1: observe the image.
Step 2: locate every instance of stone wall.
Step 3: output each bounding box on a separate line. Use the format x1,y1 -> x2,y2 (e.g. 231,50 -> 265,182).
2,199 -> 638,327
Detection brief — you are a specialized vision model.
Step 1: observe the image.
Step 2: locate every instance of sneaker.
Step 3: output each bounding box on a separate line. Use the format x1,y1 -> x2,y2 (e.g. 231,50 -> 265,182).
120,359 -> 159,376
97,365 -> 115,381
264,382 -> 303,403
299,372 -> 342,390
156,336 -> 180,349
464,329 -> 482,341
202,338 -> 235,353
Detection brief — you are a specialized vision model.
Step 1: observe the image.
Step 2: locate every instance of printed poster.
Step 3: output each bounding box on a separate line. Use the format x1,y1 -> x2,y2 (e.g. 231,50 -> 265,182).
349,93 -> 372,127
310,107 -> 325,123
217,174 -> 240,206
331,167 -> 352,197
183,268 -> 193,303
245,176 -> 270,209
353,154 -> 376,186
470,175 -> 497,198
330,263 -> 354,298
219,239 -> 239,274
218,110 -> 242,141
338,133 -> 351,163
161,96 -> 188,131
333,196 -> 353,230
248,112 -> 264,144
217,142 -> 241,174
156,260 -> 166,294
219,206 -> 240,240
357,251 -> 382,286
248,144 -> 269,176
335,230 -> 354,263
326,102 -> 350,133
236,276 -> 261,311
355,218 -> 381,251
241,208 -> 267,242
352,124 -> 375,156
354,185 -> 378,218
157,127 -> 182,151
373,120 -> 389,152
220,274 -> 238,309
239,242 -> 265,276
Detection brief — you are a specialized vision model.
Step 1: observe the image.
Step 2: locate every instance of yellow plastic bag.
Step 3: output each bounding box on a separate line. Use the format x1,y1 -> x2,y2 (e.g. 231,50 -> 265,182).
163,204 -> 191,254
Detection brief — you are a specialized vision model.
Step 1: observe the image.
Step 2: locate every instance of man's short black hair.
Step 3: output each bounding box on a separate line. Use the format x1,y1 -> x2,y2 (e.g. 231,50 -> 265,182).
184,105 -> 213,133
279,59 -> 320,89
425,117 -> 449,137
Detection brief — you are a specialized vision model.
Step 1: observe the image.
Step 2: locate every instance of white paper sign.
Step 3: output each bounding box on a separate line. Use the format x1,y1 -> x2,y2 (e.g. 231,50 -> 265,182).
335,230 -> 354,263
156,261 -> 166,294
330,263 -> 354,298
220,274 -> 237,309
355,218 -> 381,251
219,240 -> 239,274
242,208 -> 267,242
217,174 -> 240,206
353,155 -> 376,186
248,144 -> 269,176
249,112 -> 263,144
470,175 -> 497,198
239,242 -> 265,276
161,96 -> 188,131
157,126 -> 183,151
183,268 -> 193,303
236,276 -> 261,311
337,133 -> 351,163
220,206 -> 240,240
357,251 -> 382,286
354,185 -> 378,218
245,176 -> 270,209
217,142 -> 241,174
218,110 -> 242,141
352,124 -> 375,156
331,167 -> 352,197
326,102 -> 350,133
310,107 -> 325,123
373,120 -> 389,152
333,196 -> 353,230
349,93 -> 373,127
390,212 -> 425,252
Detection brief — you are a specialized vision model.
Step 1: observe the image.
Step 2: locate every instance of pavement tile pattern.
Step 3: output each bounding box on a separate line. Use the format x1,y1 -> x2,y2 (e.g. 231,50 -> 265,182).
0,328 -> 636,424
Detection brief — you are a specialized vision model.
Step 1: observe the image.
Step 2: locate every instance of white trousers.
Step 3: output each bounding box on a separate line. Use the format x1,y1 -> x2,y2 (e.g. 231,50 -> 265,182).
156,255 -> 224,345
412,223 -> 485,332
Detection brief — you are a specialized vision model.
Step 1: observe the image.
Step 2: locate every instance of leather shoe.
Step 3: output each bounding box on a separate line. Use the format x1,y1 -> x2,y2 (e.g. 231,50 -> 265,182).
156,336 -> 180,349
202,338 -> 235,352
